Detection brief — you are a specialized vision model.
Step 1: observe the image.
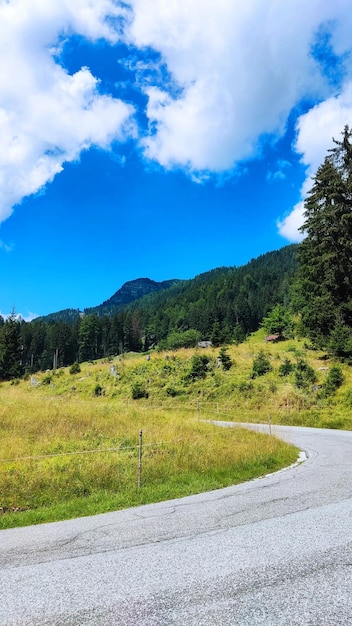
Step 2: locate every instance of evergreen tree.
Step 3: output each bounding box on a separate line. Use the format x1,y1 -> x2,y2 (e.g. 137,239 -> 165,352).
218,346 -> 232,370
294,126 -> 352,348
0,313 -> 23,380
251,350 -> 272,378
78,314 -> 101,362
261,304 -> 293,337
188,354 -> 210,380
233,323 -> 246,344
210,321 -> 222,347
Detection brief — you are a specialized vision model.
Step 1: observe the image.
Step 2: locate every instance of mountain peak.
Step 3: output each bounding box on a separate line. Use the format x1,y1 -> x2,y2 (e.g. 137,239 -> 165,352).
99,277 -> 178,309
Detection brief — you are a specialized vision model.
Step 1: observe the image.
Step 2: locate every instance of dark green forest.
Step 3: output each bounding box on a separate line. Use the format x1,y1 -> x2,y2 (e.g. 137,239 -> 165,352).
0,245 -> 297,377
1,125 -> 352,380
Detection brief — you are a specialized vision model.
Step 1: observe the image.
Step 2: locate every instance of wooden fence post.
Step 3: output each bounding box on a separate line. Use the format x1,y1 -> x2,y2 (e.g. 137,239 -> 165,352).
138,429 -> 143,489
268,414 -> 272,437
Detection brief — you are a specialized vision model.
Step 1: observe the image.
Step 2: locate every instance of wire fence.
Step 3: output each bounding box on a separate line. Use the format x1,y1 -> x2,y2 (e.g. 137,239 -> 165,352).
0,402 -> 273,492
127,399 -> 272,426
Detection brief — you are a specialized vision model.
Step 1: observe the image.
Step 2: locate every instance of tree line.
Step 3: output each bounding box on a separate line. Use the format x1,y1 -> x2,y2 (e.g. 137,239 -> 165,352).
0,245 -> 297,379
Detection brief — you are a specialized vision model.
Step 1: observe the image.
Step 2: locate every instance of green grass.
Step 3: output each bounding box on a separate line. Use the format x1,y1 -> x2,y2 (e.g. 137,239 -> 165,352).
1,445 -> 297,529
4,329 -> 351,529
23,332 -> 352,431
0,397 -> 297,529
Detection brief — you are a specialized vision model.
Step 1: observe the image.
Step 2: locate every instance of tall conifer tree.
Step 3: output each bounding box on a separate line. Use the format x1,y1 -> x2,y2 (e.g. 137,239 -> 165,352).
295,126 -> 352,348
0,313 -> 23,379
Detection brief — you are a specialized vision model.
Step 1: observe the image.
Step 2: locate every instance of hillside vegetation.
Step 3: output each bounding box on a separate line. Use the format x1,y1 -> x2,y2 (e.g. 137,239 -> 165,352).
12,331 -> 351,429
1,330 -> 351,528
0,333 -> 307,529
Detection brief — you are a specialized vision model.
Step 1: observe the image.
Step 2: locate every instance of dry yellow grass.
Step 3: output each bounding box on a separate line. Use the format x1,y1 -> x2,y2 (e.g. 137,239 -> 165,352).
3,329 -> 351,528
0,375 -> 298,528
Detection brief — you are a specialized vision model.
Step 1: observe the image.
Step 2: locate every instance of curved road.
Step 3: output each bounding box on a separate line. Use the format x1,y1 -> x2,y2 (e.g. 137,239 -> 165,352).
0,424 -> 352,625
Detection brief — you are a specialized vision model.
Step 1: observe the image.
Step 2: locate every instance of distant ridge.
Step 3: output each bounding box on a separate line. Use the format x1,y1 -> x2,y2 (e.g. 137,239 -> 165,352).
36,245 -> 297,324
98,278 -> 179,309
38,278 -> 180,322
36,308 -> 82,323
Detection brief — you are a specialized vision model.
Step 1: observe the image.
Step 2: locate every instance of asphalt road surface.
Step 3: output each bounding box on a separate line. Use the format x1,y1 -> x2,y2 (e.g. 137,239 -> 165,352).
0,424 -> 351,625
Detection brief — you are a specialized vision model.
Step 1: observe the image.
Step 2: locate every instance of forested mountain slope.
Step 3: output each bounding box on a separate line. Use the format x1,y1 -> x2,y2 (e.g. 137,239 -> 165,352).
0,244 -> 297,376
128,245 -> 297,346
86,278 -> 180,316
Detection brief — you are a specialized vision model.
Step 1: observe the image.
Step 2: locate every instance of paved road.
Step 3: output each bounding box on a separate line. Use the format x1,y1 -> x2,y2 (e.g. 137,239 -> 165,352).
0,424 -> 351,625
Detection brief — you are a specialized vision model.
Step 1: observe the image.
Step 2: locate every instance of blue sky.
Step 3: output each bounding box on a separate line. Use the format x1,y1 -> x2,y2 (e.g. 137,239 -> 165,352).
1,1 -> 352,318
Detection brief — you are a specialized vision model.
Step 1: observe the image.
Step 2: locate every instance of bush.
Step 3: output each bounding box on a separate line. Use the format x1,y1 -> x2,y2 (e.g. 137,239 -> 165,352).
293,358 -> 317,389
261,304 -> 294,337
69,362 -> 81,375
279,358 -> 294,377
188,354 -> 210,381
163,329 -> 201,350
131,382 -> 149,400
94,384 -> 103,397
296,358 -> 316,380
251,351 -> 272,378
328,320 -> 352,359
233,324 -> 246,345
321,365 -> 344,397
218,347 -> 232,371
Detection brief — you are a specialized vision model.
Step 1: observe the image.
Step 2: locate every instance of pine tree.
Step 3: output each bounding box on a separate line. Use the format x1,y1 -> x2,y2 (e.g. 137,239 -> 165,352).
261,304 -> 293,337
0,313 -> 23,380
294,126 -> 352,348
210,321 -> 222,347
218,346 -> 232,370
78,314 -> 101,362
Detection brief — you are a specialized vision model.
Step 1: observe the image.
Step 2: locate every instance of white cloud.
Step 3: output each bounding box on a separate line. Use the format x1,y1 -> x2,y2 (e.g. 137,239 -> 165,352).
125,0 -> 352,173
277,202 -> 305,242
0,0 -> 134,225
295,82 -> 352,195
279,81 -> 352,241
1,0 -> 352,234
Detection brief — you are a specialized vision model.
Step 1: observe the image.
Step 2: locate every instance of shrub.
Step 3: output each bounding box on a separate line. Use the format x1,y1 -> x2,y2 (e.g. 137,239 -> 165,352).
251,351 -> 272,378
293,358 -> 317,389
328,320 -> 352,359
321,365 -> 344,397
131,382 -> 149,400
294,370 -> 305,389
233,323 -> 246,345
261,304 -> 293,337
164,329 -> 201,350
218,347 -> 233,371
69,362 -> 81,375
94,384 -> 103,397
279,358 -> 294,377
188,354 -> 210,381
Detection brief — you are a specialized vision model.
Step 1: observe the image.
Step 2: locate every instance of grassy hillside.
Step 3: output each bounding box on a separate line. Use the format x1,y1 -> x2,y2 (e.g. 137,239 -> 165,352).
1,330 -> 350,529
18,330 -> 352,429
